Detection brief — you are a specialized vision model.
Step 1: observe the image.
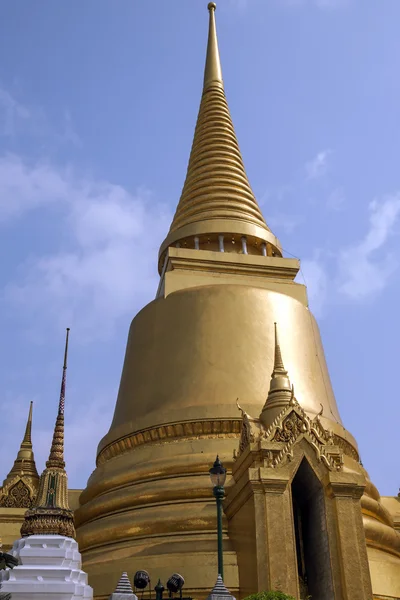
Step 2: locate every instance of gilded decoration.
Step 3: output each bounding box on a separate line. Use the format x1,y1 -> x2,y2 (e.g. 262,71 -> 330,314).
236,393 -> 344,471
21,328 -> 75,538
21,507 -> 75,538
0,401 -> 39,508
71,4 -> 400,599
97,418 -> 242,465
0,479 -> 35,509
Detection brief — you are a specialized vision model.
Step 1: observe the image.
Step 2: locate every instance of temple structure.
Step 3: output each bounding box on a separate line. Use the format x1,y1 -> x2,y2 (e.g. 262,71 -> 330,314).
1,3 -> 399,600
0,329 -> 92,599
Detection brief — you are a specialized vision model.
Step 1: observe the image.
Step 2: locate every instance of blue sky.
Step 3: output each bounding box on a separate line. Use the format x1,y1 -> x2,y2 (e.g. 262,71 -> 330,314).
0,0 -> 399,496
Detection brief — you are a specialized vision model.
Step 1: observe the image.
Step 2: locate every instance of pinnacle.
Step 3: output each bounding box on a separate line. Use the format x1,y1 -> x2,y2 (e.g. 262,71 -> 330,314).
114,572 -> 134,593
20,328 -> 74,538
22,401 -> 33,446
158,2 -> 280,266
272,322 -> 288,376
206,575 -> 236,600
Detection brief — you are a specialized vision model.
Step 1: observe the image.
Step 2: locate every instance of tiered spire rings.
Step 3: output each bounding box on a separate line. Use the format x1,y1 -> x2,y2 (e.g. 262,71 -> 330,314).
21,328 -> 75,538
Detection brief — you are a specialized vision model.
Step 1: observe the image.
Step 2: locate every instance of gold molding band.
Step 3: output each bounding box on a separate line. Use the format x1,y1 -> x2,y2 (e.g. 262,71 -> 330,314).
97,418 -> 359,467
97,419 -> 242,466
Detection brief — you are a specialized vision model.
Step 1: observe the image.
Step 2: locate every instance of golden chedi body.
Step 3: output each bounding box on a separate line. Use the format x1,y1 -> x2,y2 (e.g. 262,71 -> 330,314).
75,4 -> 400,599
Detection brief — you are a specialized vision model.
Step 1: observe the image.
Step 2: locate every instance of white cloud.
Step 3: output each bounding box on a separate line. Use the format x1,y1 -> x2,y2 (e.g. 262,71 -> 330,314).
0,153 -> 69,221
338,194 -> 400,299
1,154 -> 171,341
299,193 -> 400,314
0,152 -> 172,486
305,149 -> 331,180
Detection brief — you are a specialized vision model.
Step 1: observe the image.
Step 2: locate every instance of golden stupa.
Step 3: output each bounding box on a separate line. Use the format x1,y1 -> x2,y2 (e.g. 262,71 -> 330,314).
1,4 -> 399,600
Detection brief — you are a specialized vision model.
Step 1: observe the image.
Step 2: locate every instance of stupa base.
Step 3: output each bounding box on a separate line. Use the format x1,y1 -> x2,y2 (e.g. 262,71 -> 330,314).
0,534 -> 93,599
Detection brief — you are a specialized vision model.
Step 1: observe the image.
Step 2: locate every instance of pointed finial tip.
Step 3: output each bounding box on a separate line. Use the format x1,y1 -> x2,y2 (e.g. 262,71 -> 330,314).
208,2 -> 216,11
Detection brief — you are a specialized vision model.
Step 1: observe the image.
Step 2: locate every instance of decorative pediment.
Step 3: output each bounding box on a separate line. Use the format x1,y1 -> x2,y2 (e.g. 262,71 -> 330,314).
234,322 -> 351,471
235,394 -> 344,472
0,478 -> 37,509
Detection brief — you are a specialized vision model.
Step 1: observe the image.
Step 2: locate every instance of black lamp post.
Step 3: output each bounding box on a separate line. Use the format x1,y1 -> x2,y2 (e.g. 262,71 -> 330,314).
209,455 -> 227,580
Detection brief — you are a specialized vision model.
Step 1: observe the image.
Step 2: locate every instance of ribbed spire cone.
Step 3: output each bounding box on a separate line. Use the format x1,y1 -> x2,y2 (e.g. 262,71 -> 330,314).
159,3 -> 281,265
114,572 -> 134,593
46,327 -> 69,469
206,575 -> 236,600
21,328 -> 75,539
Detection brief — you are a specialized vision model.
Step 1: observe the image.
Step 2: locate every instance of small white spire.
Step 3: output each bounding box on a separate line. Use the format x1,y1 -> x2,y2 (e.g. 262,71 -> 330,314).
114,572 -> 134,593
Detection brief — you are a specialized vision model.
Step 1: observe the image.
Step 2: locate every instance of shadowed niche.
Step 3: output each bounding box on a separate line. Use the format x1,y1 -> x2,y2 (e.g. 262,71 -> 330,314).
291,458 -> 334,600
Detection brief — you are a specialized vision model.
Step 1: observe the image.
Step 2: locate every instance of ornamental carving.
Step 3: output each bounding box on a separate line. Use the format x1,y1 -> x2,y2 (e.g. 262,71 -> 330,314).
273,411 -> 308,443
98,418 -> 242,465
235,394 -> 346,472
0,479 -> 35,508
21,508 -> 75,538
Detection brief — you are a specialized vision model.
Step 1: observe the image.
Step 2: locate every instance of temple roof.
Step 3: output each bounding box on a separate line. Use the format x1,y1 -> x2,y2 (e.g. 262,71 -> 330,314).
0,401 -> 39,508
2,401 -> 39,484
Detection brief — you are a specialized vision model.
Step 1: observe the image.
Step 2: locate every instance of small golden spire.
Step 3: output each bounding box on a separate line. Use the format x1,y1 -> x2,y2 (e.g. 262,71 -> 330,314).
204,3 -> 223,91
158,3 -> 281,268
5,401 -> 36,473
260,322 -> 293,427
46,327 -> 69,469
23,401 -> 33,445
21,328 -> 75,539
271,322 -> 288,378
0,402 -> 39,508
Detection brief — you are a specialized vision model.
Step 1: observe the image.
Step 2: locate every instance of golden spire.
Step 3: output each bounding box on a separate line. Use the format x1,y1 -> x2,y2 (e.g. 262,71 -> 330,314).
0,402 -> 39,508
46,327 -> 69,469
21,328 -> 75,539
271,322 -> 289,380
158,3 -> 281,268
260,323 -> 293,427
9,401 -> 37,477
24,401 -> 33,444
204,3 -> 223,91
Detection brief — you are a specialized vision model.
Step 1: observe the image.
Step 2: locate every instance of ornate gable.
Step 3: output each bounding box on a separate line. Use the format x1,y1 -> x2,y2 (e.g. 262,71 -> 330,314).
236,392 -> 344,472
0,477 -> 37,509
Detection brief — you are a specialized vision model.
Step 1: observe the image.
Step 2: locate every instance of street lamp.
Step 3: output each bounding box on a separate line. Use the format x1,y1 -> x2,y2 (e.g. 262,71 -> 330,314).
209,455 -> 227,580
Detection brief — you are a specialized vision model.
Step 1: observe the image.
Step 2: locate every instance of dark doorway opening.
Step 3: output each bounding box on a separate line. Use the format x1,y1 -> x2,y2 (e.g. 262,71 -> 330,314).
291,458 -> 334,600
